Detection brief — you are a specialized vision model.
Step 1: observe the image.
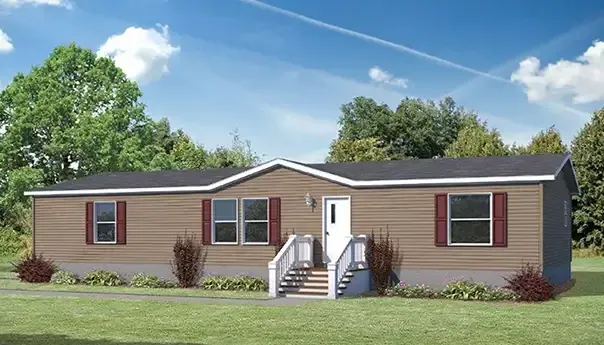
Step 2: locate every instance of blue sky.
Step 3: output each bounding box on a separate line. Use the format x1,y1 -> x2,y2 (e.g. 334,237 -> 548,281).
1,0 -> 604,162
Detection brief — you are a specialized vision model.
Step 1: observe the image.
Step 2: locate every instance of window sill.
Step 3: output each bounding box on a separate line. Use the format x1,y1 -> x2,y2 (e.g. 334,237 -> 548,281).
447,243 -> 494,247
242,242 -> 270,246
211,242 -> 239,246
91,242 -> 118,245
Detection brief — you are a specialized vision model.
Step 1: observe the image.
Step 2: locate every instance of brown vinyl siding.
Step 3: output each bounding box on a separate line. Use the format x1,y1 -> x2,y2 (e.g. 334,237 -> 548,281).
34,167 -> 541,270
542,172 -> 572,267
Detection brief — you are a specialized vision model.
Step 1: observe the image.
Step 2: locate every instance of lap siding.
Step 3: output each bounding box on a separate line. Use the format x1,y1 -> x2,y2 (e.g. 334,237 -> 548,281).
34,168 -> 541,271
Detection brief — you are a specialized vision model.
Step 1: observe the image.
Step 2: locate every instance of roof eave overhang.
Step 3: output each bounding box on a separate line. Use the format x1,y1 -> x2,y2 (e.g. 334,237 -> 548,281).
23,158 -> 560,197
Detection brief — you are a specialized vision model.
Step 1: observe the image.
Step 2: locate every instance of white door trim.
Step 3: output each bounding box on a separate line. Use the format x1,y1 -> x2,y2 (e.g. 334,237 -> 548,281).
322,195 -> 352,264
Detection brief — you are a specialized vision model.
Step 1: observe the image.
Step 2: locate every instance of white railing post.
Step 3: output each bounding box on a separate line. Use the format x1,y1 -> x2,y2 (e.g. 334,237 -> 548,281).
327,262 -> 337,298
304,234 -> 314,267
268,261 -> 278,297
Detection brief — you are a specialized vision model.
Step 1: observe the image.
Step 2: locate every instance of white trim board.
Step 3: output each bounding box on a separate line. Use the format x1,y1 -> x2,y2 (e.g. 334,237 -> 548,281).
24,156 -> 573,197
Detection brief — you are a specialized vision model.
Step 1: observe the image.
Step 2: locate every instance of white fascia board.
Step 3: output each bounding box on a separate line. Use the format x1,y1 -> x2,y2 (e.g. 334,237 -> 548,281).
23,158 -> 556,197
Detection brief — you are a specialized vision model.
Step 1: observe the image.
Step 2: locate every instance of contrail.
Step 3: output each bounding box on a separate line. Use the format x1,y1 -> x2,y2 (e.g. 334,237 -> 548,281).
241,0 -> 510,84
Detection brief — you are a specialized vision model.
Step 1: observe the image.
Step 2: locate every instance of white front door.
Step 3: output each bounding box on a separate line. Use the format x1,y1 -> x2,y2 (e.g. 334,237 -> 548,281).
323,196 -> 351,263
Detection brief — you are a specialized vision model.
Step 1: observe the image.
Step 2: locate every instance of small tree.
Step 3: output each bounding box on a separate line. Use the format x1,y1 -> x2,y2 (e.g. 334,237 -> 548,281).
365,228 -> 396,295
170,232 -> 204,288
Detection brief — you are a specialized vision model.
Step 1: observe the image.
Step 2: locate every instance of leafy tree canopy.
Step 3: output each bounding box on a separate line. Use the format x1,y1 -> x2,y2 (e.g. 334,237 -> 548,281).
333,96 -> 475,161
570,108 -> 604,251
445,119 -> 508,158
326,137 -> 390,163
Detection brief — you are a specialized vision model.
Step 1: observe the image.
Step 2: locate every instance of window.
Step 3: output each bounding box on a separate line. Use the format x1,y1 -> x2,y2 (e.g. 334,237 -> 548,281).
212,199 -> 238,244
564,200 -> 569,228
330,204 -> 336,224
94,201 -> 116,244
243,198 -> 268,244
448,194 -> 492,245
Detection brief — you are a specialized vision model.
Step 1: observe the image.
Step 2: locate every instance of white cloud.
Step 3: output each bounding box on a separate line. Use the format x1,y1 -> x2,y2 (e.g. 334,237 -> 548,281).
0,29 -> 13,53
368,66 -> 408,88
511,40 -> 604,104
268,106 -> 339,137
97,24 -> 180,85
0,0 -> 71,9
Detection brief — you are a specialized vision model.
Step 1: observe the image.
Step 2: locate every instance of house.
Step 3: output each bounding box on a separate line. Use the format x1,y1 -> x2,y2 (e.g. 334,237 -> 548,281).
25,153 -> 579,298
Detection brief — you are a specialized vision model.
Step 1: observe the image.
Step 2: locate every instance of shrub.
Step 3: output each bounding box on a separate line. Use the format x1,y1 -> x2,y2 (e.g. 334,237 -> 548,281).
366,228 -> 397,295
504,263 -> 553,302
19,234 -> 32,259
83,270 -> 123,286
50,270 -> 78,285
11,254 -> 56,283
0,229 -> 23,256
386,282 -> 440,298
201,275 -> 268,292
441,279 -> 519,301
170,232 -> 204,288
129,273 -> 169,288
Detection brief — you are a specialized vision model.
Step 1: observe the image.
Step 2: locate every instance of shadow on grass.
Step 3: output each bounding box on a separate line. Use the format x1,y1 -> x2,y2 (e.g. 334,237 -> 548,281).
561,271 -> 604,297
0,334 -> 202,345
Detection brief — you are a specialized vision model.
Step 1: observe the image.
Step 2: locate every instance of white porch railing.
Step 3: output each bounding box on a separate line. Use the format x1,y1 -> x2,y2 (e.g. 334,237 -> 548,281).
327,235 -> 368,298
268,234 -> 314,297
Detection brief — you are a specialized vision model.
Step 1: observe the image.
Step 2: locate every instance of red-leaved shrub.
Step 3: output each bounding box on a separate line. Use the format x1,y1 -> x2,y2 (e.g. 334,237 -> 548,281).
11,254 -> 56,283
366,229 -> 397,295
504,263 -> 553,302
170,232 -> 204,288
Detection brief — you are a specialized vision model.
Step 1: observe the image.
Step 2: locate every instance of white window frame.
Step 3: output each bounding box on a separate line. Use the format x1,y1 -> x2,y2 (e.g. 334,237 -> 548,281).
241,197 -> 269,245
447,193 -> 493,246
94,201 -> 117,244
212,198 -> 238,245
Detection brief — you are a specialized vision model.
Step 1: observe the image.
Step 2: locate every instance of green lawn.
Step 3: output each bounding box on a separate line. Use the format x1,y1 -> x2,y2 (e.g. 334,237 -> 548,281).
0,256 -> 267,300
0,258 -> 603,344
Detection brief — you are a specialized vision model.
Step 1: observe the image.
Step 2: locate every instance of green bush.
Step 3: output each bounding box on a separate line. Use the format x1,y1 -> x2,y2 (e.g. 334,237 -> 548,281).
385,282 -> 440,299
201,275 -> 268,292
129,273 -> 174,288
441,279 -> 519,301
385,280 -> 519,302
0,229 -> 23,256
82,270 -> 122,286
50,270 -> 79,285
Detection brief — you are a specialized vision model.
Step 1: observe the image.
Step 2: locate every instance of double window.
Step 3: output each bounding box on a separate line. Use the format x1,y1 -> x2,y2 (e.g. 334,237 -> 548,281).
448,194 -> 492,245
94,201 -> 116,244
211,198 -> 270,244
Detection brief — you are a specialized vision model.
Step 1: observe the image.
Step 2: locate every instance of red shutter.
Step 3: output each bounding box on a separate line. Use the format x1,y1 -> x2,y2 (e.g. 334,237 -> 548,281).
492,192 -> 508,247
202,199 -> 212,245
116,201 -> 127,245
434,193 -> 448,246
268,197 -> 281,245
85,201 -> 94,244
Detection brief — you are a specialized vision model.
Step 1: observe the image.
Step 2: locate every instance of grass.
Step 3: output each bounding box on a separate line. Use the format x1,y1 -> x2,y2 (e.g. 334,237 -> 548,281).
0,256 -> 268,300
0,258 -> 603,344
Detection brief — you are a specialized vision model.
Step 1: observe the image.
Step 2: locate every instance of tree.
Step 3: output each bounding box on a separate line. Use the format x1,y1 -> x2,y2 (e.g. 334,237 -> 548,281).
445,119 -> 508,158
334,96 -> 474,160
570,108 -> 604,252
0,43 -> 161,186
326,137 -> 390,163
513,126 -> 567,155
0,167 -> 43,233
205,131 -> 262,168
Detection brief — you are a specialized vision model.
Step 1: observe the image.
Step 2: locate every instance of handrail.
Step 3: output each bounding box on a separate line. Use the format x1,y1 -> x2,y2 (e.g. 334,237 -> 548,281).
268,234 -> 314,297
327,235 -> 368,298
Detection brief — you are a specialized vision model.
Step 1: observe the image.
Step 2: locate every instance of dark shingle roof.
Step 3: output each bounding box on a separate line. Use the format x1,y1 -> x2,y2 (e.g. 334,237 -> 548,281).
306,153 -> 568,180
35,167 -> 249,191
30,153 -> 570,193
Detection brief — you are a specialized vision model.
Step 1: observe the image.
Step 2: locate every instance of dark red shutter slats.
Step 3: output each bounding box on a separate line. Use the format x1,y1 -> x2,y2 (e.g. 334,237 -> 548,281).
85,201 -> 94,244
492,192 -> 508,247
202,199 -> 212,245
116,201 -> 127,245
268,197 -> 281,245
434,193 -> 448,247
